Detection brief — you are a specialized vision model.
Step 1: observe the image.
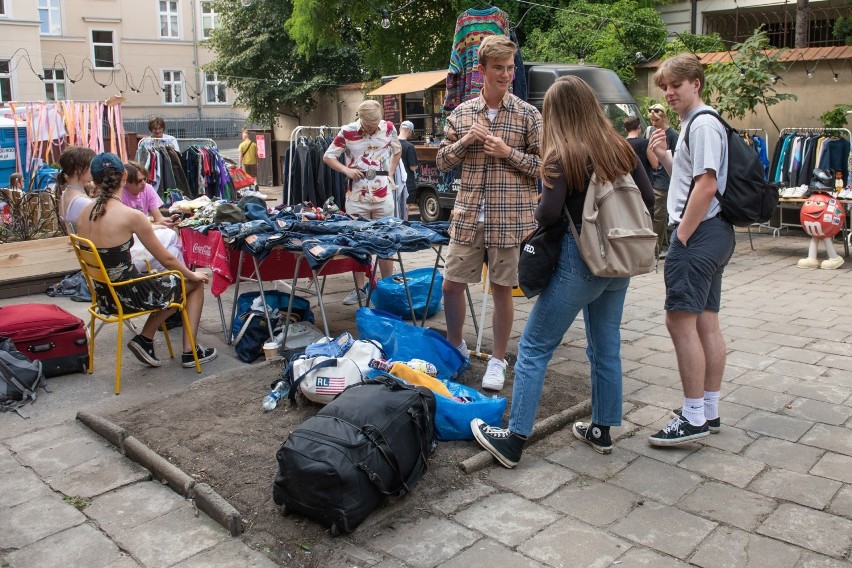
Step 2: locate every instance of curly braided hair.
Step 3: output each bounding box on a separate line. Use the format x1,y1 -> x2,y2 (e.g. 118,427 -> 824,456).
88,168 -> 125,221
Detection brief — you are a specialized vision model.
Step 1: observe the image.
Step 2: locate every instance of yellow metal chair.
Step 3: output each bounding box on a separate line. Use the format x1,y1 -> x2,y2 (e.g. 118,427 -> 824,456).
69,234 -> 201,394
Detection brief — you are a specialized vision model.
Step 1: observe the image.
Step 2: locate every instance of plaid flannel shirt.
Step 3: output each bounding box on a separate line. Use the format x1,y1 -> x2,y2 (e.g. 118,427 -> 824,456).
436,92 -> 541,248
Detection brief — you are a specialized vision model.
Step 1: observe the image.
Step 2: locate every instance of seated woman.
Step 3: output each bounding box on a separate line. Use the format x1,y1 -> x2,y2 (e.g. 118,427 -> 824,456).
121,160 -> 184,272
76,152 -> 217,369
56,146 -> 97,232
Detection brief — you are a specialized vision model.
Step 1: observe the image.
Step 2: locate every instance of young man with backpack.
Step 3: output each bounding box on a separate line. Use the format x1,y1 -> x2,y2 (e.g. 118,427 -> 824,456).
647,54 -> 736,446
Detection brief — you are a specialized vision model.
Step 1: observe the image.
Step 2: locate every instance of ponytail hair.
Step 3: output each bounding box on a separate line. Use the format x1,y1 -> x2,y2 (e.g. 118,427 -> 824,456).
88,168 -> 124,222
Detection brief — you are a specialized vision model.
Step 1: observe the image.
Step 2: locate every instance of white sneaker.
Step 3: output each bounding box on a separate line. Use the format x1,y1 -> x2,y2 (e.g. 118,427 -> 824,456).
482,357 -> 508,391
342,286 -> 367,306
457,339 -> 470,360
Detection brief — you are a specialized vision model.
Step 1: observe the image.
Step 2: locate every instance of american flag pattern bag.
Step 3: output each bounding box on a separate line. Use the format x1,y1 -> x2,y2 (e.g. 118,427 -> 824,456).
288,336 -> 383,405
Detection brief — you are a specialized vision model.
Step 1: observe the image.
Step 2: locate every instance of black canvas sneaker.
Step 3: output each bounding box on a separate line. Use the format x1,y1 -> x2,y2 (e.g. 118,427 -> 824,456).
127,335 -> 161,367
572,421 -> 613,454
670,408 -> 720,433
470,418 -> 526,468
649,416 -> 709,447
182,345 -> 218,368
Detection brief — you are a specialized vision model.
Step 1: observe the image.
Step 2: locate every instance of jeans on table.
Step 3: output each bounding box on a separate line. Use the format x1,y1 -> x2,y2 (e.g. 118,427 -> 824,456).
508,230 -> 630,437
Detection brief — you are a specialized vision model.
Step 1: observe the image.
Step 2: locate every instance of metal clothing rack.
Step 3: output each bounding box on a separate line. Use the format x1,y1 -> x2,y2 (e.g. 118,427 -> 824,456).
286,125 -> 340,205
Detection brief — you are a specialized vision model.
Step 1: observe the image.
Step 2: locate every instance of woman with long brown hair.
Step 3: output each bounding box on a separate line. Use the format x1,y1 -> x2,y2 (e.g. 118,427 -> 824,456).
471,76 -> 654,467
76,153 -> 216,369
56,146 -> 96,232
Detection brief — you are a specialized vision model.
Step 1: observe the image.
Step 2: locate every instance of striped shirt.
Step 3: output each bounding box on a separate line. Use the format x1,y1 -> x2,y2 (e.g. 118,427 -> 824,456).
436,92 -> 542,248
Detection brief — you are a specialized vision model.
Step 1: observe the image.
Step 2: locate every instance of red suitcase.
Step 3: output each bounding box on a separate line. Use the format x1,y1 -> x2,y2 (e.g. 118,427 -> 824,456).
0,304 -> 89,377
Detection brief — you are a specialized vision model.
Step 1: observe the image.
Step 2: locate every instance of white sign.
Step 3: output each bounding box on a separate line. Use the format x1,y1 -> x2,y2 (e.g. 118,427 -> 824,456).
0,147 -> 16,161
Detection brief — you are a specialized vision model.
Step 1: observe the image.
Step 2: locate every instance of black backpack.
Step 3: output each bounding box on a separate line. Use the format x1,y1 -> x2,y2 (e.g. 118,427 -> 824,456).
684,110 -> 778,226
0,336 -> 46,414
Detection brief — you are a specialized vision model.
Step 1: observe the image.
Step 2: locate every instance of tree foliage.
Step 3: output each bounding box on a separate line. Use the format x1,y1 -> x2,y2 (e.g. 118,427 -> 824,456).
521,0 -> 668,85
702,29 -> 797,132
662,31 -> 724,58
834,0 -> 852,45
204,0 -> 362,125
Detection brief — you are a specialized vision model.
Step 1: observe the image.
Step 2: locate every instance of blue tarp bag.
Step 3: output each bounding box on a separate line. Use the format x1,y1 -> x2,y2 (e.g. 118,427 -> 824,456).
434,380 -> 506,441
356,307 -> 467,381
231,291 -> 314,363
370,267 -> 443,320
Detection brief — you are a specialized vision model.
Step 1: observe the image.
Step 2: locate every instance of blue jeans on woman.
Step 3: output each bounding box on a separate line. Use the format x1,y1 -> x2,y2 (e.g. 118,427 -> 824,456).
508,229 -> 630,437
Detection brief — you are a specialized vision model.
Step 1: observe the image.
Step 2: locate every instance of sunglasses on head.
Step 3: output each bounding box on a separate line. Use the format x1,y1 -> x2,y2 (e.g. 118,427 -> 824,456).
649,108 -> 665,114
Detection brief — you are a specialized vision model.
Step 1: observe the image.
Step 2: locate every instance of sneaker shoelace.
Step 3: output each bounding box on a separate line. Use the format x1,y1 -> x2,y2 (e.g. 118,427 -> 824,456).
486,359 -> 505,375
480,424 -> 511,439
662,417 -> 685,434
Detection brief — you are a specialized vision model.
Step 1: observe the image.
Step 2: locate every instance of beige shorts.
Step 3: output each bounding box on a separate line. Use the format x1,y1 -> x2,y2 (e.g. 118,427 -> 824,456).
345,196 -> 394,219
445,223 -> 520,287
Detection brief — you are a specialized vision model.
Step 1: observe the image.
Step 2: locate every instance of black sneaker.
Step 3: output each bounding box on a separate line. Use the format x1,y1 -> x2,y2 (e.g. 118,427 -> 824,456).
572,421 -> 612,454
648,416 -> 709,447
670,408 -> 720,433
182,345 -> 218,368
127,335 -> 161,367
470,418 -> 526,469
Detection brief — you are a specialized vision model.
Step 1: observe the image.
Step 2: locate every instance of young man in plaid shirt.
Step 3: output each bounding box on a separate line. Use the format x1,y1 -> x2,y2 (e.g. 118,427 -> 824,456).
437,34 -> 542,391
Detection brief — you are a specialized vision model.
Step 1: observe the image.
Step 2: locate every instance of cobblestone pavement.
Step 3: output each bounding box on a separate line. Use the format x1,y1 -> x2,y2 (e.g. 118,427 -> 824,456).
2,229 -> 852,567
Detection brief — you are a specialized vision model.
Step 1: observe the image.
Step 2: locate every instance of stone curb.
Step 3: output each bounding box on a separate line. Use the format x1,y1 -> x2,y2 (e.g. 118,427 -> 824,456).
460,398 -> 593,473
76,413 -> 244,536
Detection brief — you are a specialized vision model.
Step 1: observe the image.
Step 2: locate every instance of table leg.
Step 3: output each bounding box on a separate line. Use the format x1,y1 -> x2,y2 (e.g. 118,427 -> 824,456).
227,251 -> 246,345
252,255 -> 276,343
394,252 -> 418,323
420,245 -> 443,327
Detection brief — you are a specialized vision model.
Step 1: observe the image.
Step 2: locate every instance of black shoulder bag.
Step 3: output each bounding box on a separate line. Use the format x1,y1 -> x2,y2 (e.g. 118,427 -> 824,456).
517,204 -> 570,299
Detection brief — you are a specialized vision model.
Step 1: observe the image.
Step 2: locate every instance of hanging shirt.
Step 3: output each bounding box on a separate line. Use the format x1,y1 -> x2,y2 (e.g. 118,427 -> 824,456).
324,119 -> 401,204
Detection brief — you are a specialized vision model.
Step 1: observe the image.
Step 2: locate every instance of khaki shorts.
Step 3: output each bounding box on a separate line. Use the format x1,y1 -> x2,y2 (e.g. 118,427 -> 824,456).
345,197 -> 394,219
445,223 -> 520,287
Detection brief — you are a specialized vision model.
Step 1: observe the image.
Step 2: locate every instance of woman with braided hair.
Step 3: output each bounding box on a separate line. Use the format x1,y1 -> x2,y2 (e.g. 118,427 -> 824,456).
76,152 -> 217,369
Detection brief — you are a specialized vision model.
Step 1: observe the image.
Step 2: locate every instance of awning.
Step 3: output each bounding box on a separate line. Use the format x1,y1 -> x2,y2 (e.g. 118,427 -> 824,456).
367,70 -> 447,96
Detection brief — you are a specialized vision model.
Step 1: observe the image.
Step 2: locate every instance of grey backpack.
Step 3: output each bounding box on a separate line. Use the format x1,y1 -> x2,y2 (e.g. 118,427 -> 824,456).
0,337 -> 46,414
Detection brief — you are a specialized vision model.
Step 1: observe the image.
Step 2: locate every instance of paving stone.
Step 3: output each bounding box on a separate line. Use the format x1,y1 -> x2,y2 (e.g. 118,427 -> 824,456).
611,457 -> 702,505
679,447 -> 765,488
732,371 -> 804,393
784,398 -> 852,426
742,436 -> 824,473
811,452 -> 852,484
0,445 -> 19,474
763,359 -> 826,380
625,405 -> 670,427
541,477 -> 639,526
112,504 -> 229,567
546,441 -> 637,479
818,368 -> 852,390
718,400 -> 757,425
5,421 -> 90,454
487,456 -> 575,500
437,538 -> 544,568
86,480 -> 190,534
453,493 -> 560,547
626,365 -> 681,388
171,539 -> 279,568
610,547 -> 689,567
723,385 -> 794,412
517,515 -> 632,568
622,377 -> 645,396
0,467 -> 54,508
0,493 -> 85,549
371,515 -> 478,568
627,385 -> 685,411
828,485 -> 852,520
698,425 -> 757,453
690,526 -> 801,568
5,523 -> 127,568
48,452 -> 150,499
725,351 -> 778,371
430,480 -> 497,516
610,501 -> 716,559
749,467 -> 841,509
615,427 -> 699,465
736,410 -> 814,442
679,481 -> 777,531
797,552 -> 852,568
819,354 -> 852,374
758,331 -> 813,349
757,503 -> 852,557
14,430 -> 115,479
800,423 -> 852,457
786,382 -> 852,404
767,346 -> 826,364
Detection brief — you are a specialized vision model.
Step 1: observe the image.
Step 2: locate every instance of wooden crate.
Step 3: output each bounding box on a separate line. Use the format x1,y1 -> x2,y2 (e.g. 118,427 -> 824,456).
0,236 -> 78,285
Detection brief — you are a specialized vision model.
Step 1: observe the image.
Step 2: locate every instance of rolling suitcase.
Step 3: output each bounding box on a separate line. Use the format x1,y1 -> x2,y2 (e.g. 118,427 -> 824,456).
0,304 -> 88,377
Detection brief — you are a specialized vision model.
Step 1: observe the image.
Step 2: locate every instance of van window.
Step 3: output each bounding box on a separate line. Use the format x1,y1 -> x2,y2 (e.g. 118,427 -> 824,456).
603,103 -> 647,136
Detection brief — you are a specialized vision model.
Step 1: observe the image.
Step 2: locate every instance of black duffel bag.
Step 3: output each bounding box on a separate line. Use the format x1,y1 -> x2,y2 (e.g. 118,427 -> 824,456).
272,374 -> 436,535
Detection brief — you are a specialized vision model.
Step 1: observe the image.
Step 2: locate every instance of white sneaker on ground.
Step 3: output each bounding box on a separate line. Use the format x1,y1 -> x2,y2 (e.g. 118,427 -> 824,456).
342,285 -> 367,306
482,357 -> 508,391
820,256 -> 844,270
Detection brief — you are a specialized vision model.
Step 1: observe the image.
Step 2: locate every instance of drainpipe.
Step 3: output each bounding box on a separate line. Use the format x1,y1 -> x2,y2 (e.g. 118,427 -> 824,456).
690,0 -> 697,34
190,0 -> 203,120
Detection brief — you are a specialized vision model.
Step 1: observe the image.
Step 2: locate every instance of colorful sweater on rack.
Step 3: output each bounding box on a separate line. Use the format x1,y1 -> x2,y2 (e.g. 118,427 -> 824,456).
443,7 -> 511,112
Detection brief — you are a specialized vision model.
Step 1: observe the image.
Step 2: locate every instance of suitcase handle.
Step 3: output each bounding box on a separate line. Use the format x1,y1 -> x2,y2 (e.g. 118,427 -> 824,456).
28,343 -> 54,353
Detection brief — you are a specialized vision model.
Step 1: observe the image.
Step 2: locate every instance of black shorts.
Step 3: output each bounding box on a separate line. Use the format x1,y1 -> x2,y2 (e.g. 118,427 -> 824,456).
664,216 -> 735,313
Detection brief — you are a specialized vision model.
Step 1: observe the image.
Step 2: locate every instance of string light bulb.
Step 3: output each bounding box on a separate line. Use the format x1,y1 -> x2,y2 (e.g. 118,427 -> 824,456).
834,73 -> 839,82
806,68 -> 813,78
380,9 -> 390,29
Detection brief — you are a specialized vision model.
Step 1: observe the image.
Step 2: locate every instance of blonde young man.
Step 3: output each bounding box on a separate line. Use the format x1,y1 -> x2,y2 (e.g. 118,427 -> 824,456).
436,35 -> 542,391
323,100 -> 402,305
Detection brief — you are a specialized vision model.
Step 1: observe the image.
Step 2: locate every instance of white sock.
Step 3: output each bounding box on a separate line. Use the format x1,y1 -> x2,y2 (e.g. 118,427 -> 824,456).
682,397 -> 705,426
704,391 -> 720,420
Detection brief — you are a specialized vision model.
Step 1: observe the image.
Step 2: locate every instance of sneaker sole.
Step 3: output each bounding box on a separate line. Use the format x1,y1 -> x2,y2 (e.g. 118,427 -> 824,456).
572,423 -> 612,454
648,429 -> 710,447
127,341 -> 162,367
481,380 -> 504,392
182,351 -> 218,368
471,425 -> 519,469
669,410 -> 720,433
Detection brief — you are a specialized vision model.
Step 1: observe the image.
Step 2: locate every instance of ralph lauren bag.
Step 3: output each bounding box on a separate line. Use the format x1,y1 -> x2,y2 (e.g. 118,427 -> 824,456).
517,205 -> 569,299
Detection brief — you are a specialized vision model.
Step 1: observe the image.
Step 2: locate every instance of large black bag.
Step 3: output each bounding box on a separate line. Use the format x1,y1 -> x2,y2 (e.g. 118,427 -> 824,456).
0,336 -> 46,413
517,205 -> 569,299
684,111 -> 778,226
272,375 -> 436,535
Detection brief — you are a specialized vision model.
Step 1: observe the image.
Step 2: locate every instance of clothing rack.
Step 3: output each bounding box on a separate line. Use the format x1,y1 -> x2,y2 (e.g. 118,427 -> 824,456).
779,127 -> 851,139
286,125 -> 340,205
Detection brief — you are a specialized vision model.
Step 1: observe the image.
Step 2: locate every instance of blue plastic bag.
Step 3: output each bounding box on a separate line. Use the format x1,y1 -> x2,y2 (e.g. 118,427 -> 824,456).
434,380 -> 507,441
370,267 -> 442,320
356,307 -> 468,381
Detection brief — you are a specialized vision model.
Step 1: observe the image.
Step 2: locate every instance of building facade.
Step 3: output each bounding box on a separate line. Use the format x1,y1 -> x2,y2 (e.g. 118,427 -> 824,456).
0,0 -> 247,138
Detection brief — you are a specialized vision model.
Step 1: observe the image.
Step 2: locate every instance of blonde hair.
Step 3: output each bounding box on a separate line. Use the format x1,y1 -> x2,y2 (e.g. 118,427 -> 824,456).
478,35 -> 517,67
357,100 -> 382,126
540,76 -> 637,191
654,54 -> 705,96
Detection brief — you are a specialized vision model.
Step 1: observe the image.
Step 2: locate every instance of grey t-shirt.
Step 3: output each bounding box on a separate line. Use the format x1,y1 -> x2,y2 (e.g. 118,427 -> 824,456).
667,105 -> 728,224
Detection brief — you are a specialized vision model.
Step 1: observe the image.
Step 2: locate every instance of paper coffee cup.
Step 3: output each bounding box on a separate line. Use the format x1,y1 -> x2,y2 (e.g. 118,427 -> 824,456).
263,342 -> 281,361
